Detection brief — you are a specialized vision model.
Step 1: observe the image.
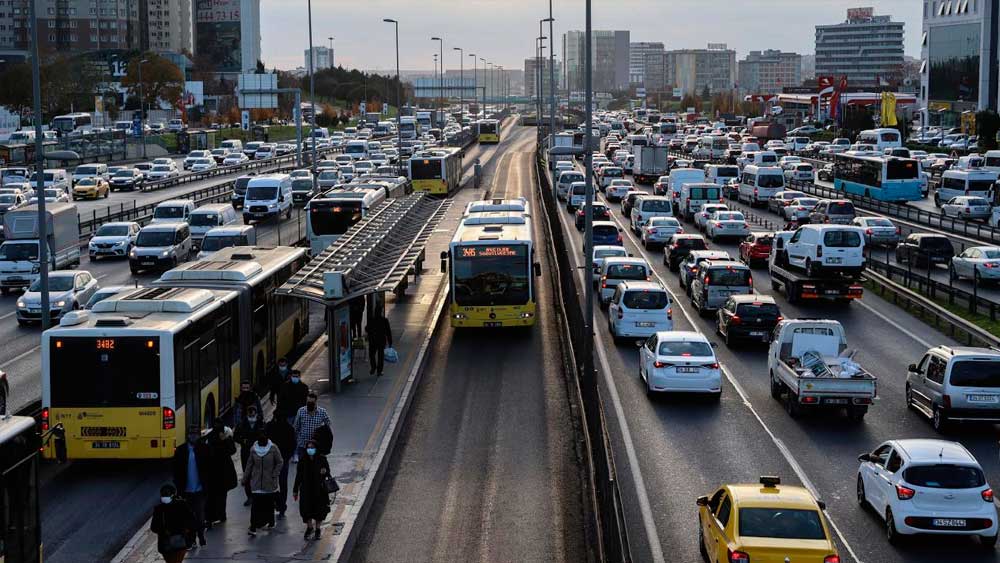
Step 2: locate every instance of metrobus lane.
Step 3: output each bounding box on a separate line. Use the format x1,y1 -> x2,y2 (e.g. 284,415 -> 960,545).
573,180 -> 1000,563
550,188 -> 845,563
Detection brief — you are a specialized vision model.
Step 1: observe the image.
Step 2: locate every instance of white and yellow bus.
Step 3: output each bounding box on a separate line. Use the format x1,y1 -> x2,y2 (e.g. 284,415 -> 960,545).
41,246 -> 309,460
443,216 -> 541,328
408,147 -> 463,195
477,119 -> 500,144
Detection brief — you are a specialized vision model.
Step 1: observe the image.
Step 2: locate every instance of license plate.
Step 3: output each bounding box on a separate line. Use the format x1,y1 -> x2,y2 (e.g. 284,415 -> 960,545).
635,322 -> 655,327
827,257 -> 842,264
91,441 -> 121,449
825,289 -> 841,295
141,260 -> 154,265
933,518 -> 967,528
749,331 -> 765,336
677,367 -> 699,373
824,398 -> 849,405
8,276 -> 22,281
484,322 -> 502,327
967,394 -> 999,403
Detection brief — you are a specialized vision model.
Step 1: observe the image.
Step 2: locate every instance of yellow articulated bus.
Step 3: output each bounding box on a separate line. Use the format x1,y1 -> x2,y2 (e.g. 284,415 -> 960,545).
477,118 -> 500,144
41,246 -> 308,460
442,215 -> 541,328
408,147 -> 463,195
0,415 -> 43,562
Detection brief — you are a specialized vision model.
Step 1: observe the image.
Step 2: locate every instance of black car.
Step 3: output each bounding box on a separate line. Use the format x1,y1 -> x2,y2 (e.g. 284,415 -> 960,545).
895,233 -> 955,268
109,169 -> 144,191
621,192 -> 644,218
716,295 -> 782,346
576,204 -> 611,230
664,234 -> 708,271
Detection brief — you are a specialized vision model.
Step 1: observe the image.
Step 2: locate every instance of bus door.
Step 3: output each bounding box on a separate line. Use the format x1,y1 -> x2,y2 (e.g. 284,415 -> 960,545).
0,453 -> 41,563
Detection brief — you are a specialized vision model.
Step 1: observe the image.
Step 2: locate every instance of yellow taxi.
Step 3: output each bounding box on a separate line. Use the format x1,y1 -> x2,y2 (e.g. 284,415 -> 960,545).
72,177 -> 109,200
697,476 -> 840,563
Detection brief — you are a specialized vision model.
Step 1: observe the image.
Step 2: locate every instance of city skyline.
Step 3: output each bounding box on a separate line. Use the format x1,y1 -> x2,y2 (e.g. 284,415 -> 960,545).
261,0 -> 921,71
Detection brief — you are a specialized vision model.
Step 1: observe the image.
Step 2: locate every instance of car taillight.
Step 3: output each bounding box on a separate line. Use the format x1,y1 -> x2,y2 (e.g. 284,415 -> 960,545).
753,188 -> 758,195
667,307 -> 672,320
704,275 -> 710,284
730,315 -> 742,325
649,228 -> 657,234
41,407 -> 49,432
865,228 -> 872,235
816,246 -> 823,257
983,488 -> 995,502
728,549 -> 750,563
743,223 -> 749,229
943,394 -> 952,408
653,361 -> 667,368
896,484 -> 915,500
163,407 -> 176,430
776,316 -> 783,322
825,556 -> 841,563
704,362 -> 720,369
896,226 -> 901,234
617,234 -> 623,243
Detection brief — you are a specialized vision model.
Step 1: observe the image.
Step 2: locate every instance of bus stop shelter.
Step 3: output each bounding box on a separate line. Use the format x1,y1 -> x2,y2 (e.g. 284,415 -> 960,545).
277,193 -> 451,392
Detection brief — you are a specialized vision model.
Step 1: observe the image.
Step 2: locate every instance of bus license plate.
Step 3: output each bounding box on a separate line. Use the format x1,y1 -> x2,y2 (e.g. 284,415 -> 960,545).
91,441 -> 121,449
484,322 -> 502,327
933,518 -> 966,528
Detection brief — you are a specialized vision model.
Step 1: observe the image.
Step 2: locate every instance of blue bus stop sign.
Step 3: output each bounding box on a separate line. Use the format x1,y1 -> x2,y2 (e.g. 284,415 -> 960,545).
132,116 -> 142,138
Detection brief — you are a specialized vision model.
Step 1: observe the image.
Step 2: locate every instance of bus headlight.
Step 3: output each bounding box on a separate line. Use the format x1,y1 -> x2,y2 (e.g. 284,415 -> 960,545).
452,313 -> 467,320
520,312 -> 534,319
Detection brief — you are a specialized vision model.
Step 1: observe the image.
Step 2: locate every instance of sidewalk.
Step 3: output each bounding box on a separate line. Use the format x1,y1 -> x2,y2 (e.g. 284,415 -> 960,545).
113,184 -> 486,563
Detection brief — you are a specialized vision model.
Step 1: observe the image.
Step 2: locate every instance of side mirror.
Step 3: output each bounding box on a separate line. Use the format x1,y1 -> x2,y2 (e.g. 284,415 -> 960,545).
439,251 -> 448,274
817,500 -> 827,511
908,363 -> 918,373
533,262 -> 542,277
696,495 -> 709,507
857,453 -> 872,463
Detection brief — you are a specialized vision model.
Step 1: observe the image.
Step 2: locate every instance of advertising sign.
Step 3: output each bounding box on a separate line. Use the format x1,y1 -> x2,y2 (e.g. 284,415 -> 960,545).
241,110 -> 250,131
335,306 -> 352,381
847,7 -> 874,20
195,0 -> 242,73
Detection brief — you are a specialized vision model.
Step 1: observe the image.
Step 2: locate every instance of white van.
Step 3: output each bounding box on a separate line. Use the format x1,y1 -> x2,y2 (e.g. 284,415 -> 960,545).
752,151 -> 779,167
630,195 -> 673,232
567,182 -> 588,211
666,168 -> 706,209
693,135 -> 728,160
607,281 -> 673,340
150,199 -> 196,225
344,140 -> 368,160
679,183 -> 723,221
738,165 -> 785,207
935,168 -> 998,206
242,174 -> 293,223
705,164 -> 740,186
31,169 -> 70,192
196,225 -> 257,259
858,128 -> 903,152
188,203 -> 239,245
71,163 -> 109,186
984,150 -> 1000,173
556,171 -> 585,200
220,139 -> 243,153
784,224 -> 866,277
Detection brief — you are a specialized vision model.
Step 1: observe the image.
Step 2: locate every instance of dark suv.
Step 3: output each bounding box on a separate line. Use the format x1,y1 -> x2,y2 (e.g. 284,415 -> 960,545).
716,295 -> 782,346
895,233 -> 955,268
664,234 -> 708,271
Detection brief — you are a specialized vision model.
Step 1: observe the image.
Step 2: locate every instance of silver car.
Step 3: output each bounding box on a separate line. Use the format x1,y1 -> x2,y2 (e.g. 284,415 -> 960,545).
689,260 -> 754,315
950,246 -> 1000,282
941,196 -> 991,221
16,270 -> 99,325
906,346 -> 1000,431
852,216 -> 900,247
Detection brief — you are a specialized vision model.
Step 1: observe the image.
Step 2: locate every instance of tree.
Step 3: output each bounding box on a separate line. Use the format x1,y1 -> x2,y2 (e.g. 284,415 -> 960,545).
701,85 -> 711,101
121,53 -> 184,111
0,63 -> 32,115
977,110 -> 1000,151
679,93 -> 702,113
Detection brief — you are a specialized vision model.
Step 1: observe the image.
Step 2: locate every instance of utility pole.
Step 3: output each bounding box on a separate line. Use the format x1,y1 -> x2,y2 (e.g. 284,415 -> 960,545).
431,37 -> 443,127
583,0 -> 594,382
307,0 -> 318,191
469,53 -> 477,118
548,4 -> 557,147
29,0 -> 49,330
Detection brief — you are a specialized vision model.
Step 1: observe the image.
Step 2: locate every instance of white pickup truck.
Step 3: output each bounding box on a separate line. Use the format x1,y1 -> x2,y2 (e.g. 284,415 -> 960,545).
767,319 -> 876,421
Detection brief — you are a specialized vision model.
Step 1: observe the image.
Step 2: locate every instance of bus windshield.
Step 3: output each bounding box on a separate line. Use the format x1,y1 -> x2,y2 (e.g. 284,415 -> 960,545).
453,245 -> 530,306
310,201 -> 363,236
50,337 -> 160,407
411,159 -> 442,180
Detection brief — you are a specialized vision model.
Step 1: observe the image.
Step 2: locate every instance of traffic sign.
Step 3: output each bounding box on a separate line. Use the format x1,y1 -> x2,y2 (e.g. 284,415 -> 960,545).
241,110 -> 251,131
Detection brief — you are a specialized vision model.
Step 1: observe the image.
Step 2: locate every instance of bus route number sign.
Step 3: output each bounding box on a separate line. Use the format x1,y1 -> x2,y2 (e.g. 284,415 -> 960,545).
463,246 -> 521,258
96,338 -> 115,350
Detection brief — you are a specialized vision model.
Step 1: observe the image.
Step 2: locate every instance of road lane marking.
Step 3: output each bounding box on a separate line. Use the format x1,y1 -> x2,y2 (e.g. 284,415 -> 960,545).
854,300 -> 933,348
1,345 -> 40,369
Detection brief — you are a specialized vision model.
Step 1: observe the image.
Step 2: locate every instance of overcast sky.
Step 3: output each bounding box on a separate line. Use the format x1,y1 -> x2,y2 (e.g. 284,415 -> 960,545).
261,0 -> 921,72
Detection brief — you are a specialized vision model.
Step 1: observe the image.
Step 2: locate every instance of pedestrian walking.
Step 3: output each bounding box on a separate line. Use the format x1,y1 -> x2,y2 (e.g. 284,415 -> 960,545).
265,413 -> 297,518
365,312 -> 393,376
151,483 -> 196,563
233,381 -> 263,429
234,405 -> 265,506
171,427 -> 210,547
293,392 -> 331,460
204,420 -> 238,527
268,357 -> 291,405
292,439 -> 331,540
350,297 -> 365,339
276,370 -> 309,425
242,429 -> 284,536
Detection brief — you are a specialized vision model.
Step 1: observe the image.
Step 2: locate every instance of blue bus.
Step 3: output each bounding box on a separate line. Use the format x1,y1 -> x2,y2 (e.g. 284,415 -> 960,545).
833,153 -> 922,202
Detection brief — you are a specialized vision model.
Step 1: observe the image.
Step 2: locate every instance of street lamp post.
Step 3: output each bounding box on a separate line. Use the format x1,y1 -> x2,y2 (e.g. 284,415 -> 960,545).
29,0 -> 50,329
453,47 -> 464,118
328,36 -> 334,69
536,36 -> 546,138
583,0 -> 594,382
488,62 -> 494,116
548,7 -> 556,148
383,19 -> 403,175
469,53 -> 477,119
137,58 -> 149,159
306,0 -> 318,191
431,37 -> 443,127
480,58 -> 487,117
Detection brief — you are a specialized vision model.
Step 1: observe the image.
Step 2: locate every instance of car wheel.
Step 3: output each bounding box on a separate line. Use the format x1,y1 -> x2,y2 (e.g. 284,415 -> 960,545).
905,385 -> 917,411
932,405 -> 949,432
886,509 -> 902,546
806,259 -> 817,277
982,534 -> 998,549
975,270 -> 983,285
769,372 -> 781,399
856,474 -> 868,508
16,319 -> 28,327
698,523 -> 708,561
785,393 -> 800,418
724,327 -> 733,347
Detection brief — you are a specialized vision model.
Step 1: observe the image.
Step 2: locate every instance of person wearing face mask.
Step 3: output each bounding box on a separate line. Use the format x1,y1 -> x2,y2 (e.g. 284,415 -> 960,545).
204,420 -> 238,527
276,369 -> 309,426
242,429 -> 284,536
264,413 -> 297,518
171,426 -> 210,547
292,439 -> 331,540
293,392 -> 331,461
233,381 -> 263,430
268,357 -> 291,405
151,484 -> 196,563
234,405 -> 265,506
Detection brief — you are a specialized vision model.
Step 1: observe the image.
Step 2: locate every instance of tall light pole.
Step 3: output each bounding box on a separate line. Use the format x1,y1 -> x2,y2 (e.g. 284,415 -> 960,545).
548,6 -> 557,147
537,36 -> 546,137
487,62 -> 494,116
431,37 -> 443,126
383,19 -> 402,175
306,0 -> 318,190
541,16 -> 552,127
137,58 -> 149,159
469,53 -> 477,118
498,66 -> 505,113
453,47 -> 464,118
583,0 -> 594,383
328,36 -> 334,68
29,0 -> 50,329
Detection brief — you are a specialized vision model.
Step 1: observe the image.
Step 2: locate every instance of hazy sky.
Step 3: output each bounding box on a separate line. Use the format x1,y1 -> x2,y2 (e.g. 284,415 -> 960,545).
261,0 -> 921,72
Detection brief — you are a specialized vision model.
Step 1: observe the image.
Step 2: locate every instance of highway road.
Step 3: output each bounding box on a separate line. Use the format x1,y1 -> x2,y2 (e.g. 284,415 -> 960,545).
550,161 -> 1000,563
351,126 -> 586,563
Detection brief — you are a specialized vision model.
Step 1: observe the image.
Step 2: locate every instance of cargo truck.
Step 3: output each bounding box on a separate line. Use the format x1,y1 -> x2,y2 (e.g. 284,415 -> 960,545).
0,203 -> 80,294
633,146 -> 670,185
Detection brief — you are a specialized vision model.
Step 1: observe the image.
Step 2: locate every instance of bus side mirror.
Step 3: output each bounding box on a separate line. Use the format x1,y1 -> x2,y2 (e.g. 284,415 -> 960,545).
440,251 -> 448,274
533,262 -> 542,277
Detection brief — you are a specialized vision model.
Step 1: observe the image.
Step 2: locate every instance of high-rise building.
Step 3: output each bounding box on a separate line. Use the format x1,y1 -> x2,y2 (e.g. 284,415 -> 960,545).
629,41 -> 665,87
665,44 -> 736,96
305,46 -> 333,71
815,7 -> 904,88
145,0 -> 193,54
562,29 -> 629,92
0,0 -> 142,55
738,49 -> 802,95
194,0 -> 259,75
524,56 -> 560,99
644,50 -> 667,92
919,0 -> 1000,126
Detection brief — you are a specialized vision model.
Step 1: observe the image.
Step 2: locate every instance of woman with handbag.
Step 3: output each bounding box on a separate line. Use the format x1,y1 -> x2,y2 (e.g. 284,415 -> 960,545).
292,439 -> 334,540
150,484 -> 196,563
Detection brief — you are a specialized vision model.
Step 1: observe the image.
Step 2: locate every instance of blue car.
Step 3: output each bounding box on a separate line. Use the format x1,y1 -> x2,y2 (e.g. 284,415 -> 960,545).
592,221 -> 623,246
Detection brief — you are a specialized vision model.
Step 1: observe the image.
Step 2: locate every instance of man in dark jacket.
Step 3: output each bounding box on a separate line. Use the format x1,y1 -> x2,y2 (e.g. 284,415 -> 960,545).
265,414 -> 297,517
172,427 -> 211,546
204,420 -> 238,526
366,312 -> 393,376
276,370 -> 309,424
233,381 -> 263,429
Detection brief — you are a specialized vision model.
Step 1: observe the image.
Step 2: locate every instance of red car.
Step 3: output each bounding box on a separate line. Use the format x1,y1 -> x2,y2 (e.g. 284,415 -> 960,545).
739,231 -> 774,267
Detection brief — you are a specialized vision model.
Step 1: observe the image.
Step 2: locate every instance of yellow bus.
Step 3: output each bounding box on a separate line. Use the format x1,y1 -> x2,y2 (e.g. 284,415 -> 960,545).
0,415 -> 43,562
477,119 -> 500,144
408,147 -> 463,195
443,214 -> 541,328
41,246 -> 309,460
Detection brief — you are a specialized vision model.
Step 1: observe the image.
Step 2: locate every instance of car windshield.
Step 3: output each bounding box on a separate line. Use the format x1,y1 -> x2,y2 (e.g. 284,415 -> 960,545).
708,268 -> 751,285
29,276 -> 74,292
595,249 -> 626,259
0,242 -> 38,260
982,250 -> 1000,259
136,230 -> 176,246
904,464 -> 985,488
452,244 -> 529,307
201,235 -> 245,251
949,360 -> 1000,387
190,213 -> 219,227
739,508 -> 826,540
736,301 -> 780,319
757,174 -> 784,188
246,186 -> 277,200
292,179 -> 315,191
919,237 -> 953,250
657,340 -> 712,356
152,165 -> 171,172
0,195 -> 16,204
866,218 -> 894,227
43,189 -> 60,198
823,231 -> 861,247
715,213 -> 743,221
965,198 -> 989,206
828,202 -> 854,214
153,205 -> 185,219
676,238 -> 707,249
641,199 -> 671,212
967,180 -> 994,192
623,291 -> 668,309
606,264 -> 647,279
593,225 -> 618,237
649,218 -> 679,227
113,170 -> 134,177
96,225 -> 129,237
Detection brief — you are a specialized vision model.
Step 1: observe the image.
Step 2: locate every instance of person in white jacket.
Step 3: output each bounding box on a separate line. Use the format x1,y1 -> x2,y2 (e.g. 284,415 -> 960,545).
242,430 -> 284,536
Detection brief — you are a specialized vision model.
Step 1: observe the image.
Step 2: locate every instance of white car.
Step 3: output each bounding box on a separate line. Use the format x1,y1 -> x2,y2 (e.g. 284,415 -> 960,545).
605,179 -> 634,202
695,203 -> 729,231
941,196 -> 991,221
16,270 -> 99,325
183,150 -> 212,170
778,156 -> 802,170
29,189 -> 70,204
857,439 -> 997,546
88,221 -> 140,260
147,163 -> 180,181
705,210 -> 750,241
638,331 -> 721,398
223,153 -> 249,166
188,158 -> 217,172
254,144 -> 276,159
554,161 -> 574,173
783,198 -> 820,221
950,245 -> 1000,282
641,216 -> 684,249
607,281 -> 673,341
591,245 -> 629,282
784,163 -> 814,182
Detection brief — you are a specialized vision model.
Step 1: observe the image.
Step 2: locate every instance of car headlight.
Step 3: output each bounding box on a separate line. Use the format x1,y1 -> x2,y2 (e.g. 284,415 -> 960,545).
88,242 -> 97,248
54,300 -> 66,308
16,300 -> 25,308
161,250 -> 170,257
129,249 -> 137,258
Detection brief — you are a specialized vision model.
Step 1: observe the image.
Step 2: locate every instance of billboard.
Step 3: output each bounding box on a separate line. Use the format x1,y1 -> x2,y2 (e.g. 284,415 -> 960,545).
847,7 -> 874,20
196,0 -> 242,73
